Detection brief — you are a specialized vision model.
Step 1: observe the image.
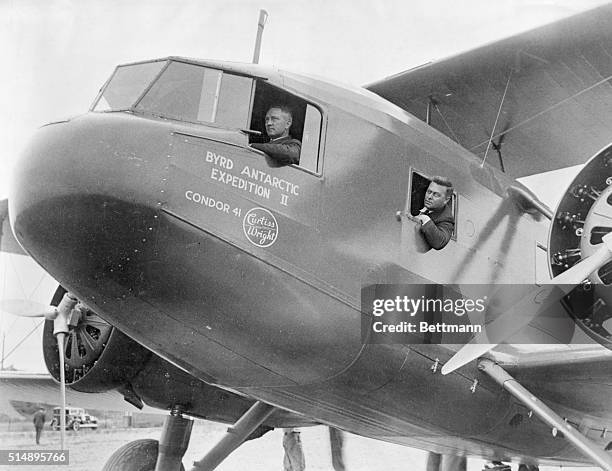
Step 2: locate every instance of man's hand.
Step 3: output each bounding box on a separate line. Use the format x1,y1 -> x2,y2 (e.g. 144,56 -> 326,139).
415,214 -> 431,225
415,208 -> 431,225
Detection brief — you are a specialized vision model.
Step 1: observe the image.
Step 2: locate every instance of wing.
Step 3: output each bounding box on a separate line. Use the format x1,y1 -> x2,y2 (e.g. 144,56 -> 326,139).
0,371 -> 155,418
493,344 -> 612,424
366,4 -> 612,178
1,199 -> 26,255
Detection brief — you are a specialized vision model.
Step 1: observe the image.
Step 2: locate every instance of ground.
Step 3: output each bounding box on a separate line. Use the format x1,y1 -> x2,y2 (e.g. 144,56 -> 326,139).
0,420 -> 601,471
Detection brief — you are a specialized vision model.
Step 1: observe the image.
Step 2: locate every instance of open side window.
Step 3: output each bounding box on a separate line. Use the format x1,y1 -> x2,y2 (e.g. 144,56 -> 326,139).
249,81 -> 323,173
409,170 -> 457,240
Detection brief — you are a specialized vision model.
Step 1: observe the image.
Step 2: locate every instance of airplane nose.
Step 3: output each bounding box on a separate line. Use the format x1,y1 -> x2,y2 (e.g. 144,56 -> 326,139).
9,113 -> 167,289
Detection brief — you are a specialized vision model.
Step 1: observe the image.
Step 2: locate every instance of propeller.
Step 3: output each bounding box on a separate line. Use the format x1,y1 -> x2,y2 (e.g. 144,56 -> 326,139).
0,292 -> 79,449
441,232 -> 612,375
0,300 -> 57,319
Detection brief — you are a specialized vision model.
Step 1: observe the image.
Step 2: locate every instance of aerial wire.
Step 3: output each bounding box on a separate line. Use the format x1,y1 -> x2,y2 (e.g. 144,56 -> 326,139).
27,269 -> 49,300
472,73 -> 612,151
1,319 -> 43,363
434,103 -> 461,145
8,251 -> 28,299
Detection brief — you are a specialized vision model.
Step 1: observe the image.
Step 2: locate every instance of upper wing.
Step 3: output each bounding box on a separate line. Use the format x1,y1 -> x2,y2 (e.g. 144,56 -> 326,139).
366,4 -> 612,178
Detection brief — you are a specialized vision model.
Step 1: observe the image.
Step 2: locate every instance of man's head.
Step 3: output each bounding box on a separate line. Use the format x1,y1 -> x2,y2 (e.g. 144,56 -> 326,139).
424,176 -> 453,211
264,105 -> 293,139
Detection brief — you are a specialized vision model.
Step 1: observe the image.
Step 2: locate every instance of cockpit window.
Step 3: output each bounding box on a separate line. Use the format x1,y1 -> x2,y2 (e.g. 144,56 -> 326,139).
135,61 -> 252,128
249,81 -> 323,173
93,61 -> 166,112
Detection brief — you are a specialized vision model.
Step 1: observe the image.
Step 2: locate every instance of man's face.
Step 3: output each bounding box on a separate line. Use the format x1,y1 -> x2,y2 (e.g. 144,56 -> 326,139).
265,108 -> 291,139
424,182 -> 450,210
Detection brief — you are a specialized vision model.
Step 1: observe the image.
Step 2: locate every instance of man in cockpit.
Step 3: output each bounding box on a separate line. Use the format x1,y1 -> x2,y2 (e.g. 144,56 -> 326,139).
414,176 -> 455,250
251,105 -> 301,165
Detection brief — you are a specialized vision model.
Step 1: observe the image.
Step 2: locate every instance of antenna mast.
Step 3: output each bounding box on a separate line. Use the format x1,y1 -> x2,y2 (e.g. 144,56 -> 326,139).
252,9 -> 268,64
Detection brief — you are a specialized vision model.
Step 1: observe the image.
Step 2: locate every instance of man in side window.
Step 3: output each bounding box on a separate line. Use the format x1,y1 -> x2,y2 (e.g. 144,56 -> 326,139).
415,176 -> 455,250
251,105 -> 301,165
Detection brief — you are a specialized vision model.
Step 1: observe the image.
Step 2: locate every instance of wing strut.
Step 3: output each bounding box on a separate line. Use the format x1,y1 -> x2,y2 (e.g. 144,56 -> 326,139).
479,359 -> 612,470
481,70 -> 512,170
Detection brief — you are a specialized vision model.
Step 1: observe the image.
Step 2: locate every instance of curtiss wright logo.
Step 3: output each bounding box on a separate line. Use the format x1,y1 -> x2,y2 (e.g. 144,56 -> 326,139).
243,207 -> 278,247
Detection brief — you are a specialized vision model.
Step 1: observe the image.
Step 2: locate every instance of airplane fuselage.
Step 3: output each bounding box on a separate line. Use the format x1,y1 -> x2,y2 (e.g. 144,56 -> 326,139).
9,57 -> 603,465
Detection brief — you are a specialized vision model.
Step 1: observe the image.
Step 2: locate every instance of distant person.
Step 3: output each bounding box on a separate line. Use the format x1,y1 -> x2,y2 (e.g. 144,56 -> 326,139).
415,176 -> 455,250
282,428 -> 305,471
329,427 -> 346,471
33,407 -> 46,445
251,105 -> 301,165
426,452 -> 467,471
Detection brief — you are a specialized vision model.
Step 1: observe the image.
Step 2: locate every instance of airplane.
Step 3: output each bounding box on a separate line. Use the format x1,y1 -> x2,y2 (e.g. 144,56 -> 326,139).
4,3 -> 612,471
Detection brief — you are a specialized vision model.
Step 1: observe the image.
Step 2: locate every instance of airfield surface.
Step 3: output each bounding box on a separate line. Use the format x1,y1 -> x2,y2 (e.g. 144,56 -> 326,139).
0,421 -> 600,471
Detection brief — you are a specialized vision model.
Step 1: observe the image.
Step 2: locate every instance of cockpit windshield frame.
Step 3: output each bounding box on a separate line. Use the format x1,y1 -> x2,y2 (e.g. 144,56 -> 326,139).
93,58 -> 256,132
90,59 -> 170,113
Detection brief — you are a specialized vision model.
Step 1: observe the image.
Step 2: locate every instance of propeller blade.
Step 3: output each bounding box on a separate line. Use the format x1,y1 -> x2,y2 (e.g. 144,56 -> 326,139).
2,291 -> 77,449
57,332 -> 67,450
51,293 -> 78,450
0,299 -> 57,319
441,234 -> 612,375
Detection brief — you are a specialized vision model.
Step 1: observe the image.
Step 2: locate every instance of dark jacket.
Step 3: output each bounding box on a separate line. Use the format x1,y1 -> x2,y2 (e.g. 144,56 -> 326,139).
420,204 -> 454,250
33,410 -> 46,428
251,136 -> 301,165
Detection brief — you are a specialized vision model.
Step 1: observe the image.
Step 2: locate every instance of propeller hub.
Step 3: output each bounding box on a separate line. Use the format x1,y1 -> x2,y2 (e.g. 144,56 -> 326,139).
580,185 -> 612,283
53,293 -> 78,336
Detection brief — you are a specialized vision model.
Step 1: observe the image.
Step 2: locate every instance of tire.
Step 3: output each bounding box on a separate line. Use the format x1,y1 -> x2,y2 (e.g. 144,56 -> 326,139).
72,421 -> 80,432
101,439 -> 185,471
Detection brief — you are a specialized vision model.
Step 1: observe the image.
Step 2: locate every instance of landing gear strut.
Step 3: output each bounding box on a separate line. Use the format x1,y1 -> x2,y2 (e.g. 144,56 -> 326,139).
102,406 -> 192,471
156,407 -> 193,471
190,401 -> 275,471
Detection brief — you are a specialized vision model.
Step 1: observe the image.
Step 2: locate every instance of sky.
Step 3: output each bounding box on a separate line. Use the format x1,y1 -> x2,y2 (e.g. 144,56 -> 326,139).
0,0 -> 610,371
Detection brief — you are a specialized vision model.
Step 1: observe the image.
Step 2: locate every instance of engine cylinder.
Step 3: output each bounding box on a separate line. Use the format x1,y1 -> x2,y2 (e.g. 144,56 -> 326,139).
43,286 -> 151,392
548,144 -> 612,346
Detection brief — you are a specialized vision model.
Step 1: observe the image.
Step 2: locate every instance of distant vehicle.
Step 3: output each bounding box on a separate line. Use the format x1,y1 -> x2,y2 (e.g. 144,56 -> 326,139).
50,407 -> 98,431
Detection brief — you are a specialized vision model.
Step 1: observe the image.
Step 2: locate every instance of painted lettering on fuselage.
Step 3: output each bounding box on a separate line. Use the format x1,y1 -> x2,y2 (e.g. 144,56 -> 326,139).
240,166 -> 299,196
205,150 -> 234,169
210,167 -> 271,199
203,149 -> 300,206
185,190 -> 230,214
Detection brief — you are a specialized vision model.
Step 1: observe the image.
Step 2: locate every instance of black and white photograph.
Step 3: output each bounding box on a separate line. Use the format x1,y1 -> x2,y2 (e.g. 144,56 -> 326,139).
1,1 -> 612,470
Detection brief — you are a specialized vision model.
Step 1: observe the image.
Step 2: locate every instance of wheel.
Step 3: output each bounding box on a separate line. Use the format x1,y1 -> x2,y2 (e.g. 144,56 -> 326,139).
101,439 -> 185,471
71,421 -> 80,432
